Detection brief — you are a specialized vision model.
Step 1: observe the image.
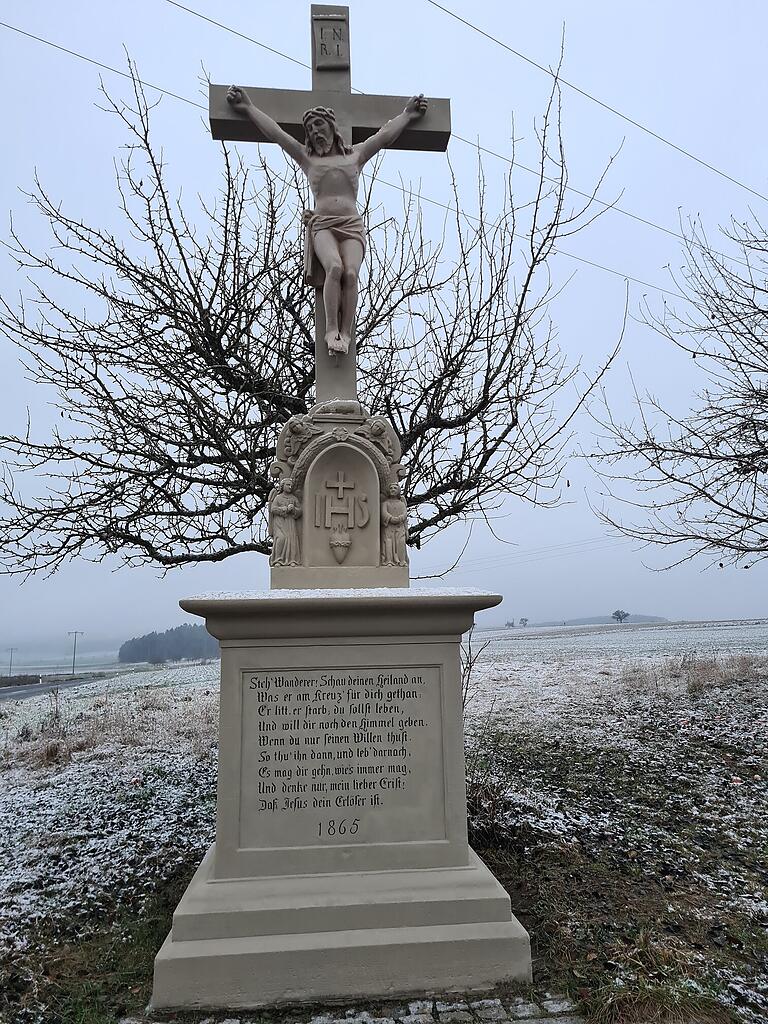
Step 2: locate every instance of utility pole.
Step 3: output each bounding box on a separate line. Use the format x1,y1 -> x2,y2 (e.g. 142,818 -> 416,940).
68,631 -> 84,676
7,647 -> 17,677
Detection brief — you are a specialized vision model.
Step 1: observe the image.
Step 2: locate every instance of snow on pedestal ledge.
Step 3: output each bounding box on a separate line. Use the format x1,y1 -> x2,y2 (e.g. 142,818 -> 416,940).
183,587 -> 498,601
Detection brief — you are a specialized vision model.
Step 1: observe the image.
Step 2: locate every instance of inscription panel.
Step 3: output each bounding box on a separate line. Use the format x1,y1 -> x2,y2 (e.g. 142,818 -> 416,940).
239,665 -> 445,849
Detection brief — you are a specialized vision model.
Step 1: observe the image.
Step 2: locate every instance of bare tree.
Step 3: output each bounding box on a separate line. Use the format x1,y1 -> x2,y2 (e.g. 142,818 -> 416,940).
611,609 -> 630,623
460,626 -> 493,710
592,213 -> 768,568
0,72 -> 616,576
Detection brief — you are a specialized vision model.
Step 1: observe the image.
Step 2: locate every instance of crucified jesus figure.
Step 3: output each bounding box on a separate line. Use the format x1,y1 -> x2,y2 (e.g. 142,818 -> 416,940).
226,87 -> 428,356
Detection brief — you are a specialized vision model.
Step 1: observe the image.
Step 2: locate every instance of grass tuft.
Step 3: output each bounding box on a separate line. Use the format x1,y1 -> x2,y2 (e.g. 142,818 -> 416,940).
586,982 -> 734,1023
620,653 -> 768,696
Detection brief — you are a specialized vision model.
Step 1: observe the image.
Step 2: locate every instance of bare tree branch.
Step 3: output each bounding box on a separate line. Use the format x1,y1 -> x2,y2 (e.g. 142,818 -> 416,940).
589,212 -> 768,567
0,69 -> 617,576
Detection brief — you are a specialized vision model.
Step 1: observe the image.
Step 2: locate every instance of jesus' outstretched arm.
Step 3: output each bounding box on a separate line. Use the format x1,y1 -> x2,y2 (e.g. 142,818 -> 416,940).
354,94 -> 428,166
226,86 -> 307,167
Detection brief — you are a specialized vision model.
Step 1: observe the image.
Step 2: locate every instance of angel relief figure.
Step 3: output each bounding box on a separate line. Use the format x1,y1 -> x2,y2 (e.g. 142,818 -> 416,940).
281,414 -> 321,464
380,483 -> 408,567
268,479 -> 302,566
226,87 -> 428,355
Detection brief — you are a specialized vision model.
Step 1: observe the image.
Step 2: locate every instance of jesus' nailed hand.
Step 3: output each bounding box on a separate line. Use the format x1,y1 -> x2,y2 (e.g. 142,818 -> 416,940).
226,86 -> 428,356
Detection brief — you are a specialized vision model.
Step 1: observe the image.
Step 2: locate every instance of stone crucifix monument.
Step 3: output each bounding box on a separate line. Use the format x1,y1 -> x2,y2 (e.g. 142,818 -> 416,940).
152,5 -> 531,1010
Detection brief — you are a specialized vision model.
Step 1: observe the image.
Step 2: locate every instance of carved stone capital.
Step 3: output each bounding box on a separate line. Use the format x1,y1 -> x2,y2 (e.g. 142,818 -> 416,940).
268,406 -> 409,588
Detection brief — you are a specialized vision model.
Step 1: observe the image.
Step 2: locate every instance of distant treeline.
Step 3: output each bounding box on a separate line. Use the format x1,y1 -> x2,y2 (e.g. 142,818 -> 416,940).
118,623 -> 218,664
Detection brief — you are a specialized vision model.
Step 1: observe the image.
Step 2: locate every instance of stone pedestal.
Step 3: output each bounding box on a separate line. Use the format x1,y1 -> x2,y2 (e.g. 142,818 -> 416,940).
152,589 -> 531,1010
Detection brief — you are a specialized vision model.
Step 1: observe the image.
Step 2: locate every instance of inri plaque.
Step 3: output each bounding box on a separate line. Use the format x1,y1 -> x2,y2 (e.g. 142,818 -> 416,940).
312,12 -> 350,70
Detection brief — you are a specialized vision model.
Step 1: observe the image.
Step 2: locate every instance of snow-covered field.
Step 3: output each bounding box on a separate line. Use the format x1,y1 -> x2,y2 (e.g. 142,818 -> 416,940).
482,617 -> 768,660
0,663 -> 220,955
1,621 -> 766,1023
467,617 -> 768,727
465,620 -> 768,1022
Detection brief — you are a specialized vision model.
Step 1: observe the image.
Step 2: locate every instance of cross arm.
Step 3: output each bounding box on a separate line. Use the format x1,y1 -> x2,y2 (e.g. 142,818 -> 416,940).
210,85 -> 451,152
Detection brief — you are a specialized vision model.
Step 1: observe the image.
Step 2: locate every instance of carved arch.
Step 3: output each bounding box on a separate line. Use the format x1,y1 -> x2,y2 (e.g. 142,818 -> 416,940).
291,434 -> 393,494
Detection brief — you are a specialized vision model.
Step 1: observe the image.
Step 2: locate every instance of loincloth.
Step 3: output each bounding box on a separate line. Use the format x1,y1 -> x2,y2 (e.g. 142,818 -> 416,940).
302,211 -> 366,287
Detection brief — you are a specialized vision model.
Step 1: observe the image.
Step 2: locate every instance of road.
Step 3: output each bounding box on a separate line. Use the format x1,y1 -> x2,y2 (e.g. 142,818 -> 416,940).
0,675 -> 106,703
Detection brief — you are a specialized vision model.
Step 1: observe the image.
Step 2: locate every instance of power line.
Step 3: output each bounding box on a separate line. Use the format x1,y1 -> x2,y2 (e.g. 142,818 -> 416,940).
5,7 -> 740,275
445,541 -> 628,577
544,246 -> 683,298
159,0 -> 743,269
425,0 -> 768,204
0,19 -> 682,298
151,4 -> 693,291
450,131 -> 748,270
415,534 -> 629,577
370,175 -> 684,298
0,20 -> 203,109
163,0 -> 311,73
420,535 -> 623,573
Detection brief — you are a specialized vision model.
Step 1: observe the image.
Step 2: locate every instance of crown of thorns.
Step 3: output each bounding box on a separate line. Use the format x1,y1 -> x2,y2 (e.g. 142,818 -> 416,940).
302,106 -> 351,155
302,106 -> 337,127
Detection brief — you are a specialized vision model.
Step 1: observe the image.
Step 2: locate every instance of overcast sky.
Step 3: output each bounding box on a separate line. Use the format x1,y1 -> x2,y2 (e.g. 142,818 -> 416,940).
1,0 -> 766,658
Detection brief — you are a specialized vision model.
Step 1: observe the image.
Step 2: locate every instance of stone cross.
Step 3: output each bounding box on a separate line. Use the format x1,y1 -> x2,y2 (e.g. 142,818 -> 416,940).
209,4 -> 451,404
327,471 -> 354,499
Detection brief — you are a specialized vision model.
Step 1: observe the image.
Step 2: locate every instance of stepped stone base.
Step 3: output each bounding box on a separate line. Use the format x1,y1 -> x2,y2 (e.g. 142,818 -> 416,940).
152,845 -> 531,1009
152,590 -> 532,1010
